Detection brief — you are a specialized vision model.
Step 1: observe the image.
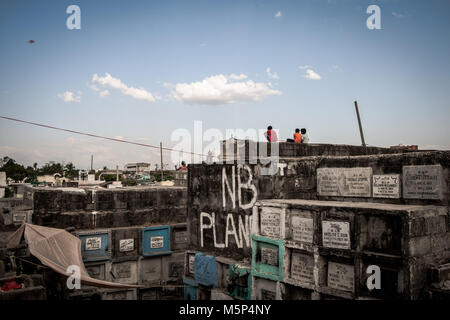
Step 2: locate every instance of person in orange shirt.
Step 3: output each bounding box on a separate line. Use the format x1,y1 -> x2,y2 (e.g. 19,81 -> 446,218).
293,128 -> 302,143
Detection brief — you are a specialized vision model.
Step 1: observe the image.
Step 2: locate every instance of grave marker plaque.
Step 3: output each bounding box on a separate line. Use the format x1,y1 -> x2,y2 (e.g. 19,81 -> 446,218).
317,169 -> 340,196
115,263 -> 132,278
260,209 -> 281,238
140,257 -> 162,284
78,231 -> 110,262
12,213 -> 27,223
86,264 -> 105,280
260,289 -> 276,300
119,239 -> 134,252
260,246 -> 278,266
290,252 -> 314,283
291,216 -> 314,243
175,230 -> 188,245
169,262 -> 184,278
322,221 -> 351,249
150,236 -> 164,249
317,167 -> 372,197
373,174 -> 401,198
85,237 -> 102,251
188,254 -> 195,274
403,165 -> 443,200
327,262 -> 354,292
142,226 -> 171,256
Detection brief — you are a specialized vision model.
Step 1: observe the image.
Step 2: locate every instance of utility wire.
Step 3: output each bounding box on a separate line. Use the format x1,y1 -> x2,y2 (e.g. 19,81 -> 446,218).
0,115 -> 208,158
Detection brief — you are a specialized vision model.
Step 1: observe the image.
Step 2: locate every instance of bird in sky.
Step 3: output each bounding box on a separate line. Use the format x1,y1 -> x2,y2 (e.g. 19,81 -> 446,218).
28,40 -> 35,44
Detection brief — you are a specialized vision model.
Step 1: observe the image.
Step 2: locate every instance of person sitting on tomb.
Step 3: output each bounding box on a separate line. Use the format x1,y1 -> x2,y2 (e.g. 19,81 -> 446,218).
293,128 -> 302,143
264,125 -> 278,142
301,128 -> 309,143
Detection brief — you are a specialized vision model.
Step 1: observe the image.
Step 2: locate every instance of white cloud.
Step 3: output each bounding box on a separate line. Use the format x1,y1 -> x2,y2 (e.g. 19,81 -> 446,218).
392,12 -> 405,18
304,69 -> 321,80
171,74 -> 282,105
228,73 -> 248,81
266,67 -> 280,80
99,90 -> 110,97
275,11 -> 282,18
58,91 -> 81,103
298,65 -> 312,70
92,73 -> 156,103
330,65 -> 343,73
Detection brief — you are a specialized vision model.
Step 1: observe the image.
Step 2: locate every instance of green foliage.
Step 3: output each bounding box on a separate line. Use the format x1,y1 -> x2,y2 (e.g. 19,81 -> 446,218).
4,187 -> 13,198
0,157 -> 80,182
0,156 -> 30,182
123,180 -> 137,186
64,162 -> 79,179
153,171 -> 174,182
38,161 -> 63,176
102,174 -> 122,182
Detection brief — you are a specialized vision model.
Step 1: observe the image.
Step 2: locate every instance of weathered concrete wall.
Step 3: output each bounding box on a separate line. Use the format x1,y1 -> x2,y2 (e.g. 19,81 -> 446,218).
26,186 -> 187,229
252,199 -> 449,300
187,151 -> 450,261
0,198 -> 32,232
221,141 -> 412,161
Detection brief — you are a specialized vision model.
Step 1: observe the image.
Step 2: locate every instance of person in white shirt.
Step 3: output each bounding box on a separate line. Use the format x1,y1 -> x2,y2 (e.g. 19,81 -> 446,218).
301,128 -> 309,143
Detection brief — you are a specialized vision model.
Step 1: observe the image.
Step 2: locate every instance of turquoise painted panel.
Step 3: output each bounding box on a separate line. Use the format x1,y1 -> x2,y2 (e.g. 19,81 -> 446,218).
78,231 -> 111,262
228,264 -> 252,300
251,234 -> 285,282
183,277 -> 198,300
142,226 -> 172,256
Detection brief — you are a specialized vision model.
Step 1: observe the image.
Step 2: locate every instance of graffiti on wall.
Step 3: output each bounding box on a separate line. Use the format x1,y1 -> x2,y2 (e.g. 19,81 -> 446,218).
200,164 -> 258,249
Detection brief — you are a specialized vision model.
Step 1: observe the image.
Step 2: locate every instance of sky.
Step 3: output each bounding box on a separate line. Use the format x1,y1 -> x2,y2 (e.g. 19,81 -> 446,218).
0,0 -> 449,170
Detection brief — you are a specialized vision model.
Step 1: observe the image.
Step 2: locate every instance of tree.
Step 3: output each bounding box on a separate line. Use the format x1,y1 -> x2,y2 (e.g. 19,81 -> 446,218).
39,162 -> 63,176
0,157 -> 28,182
64,162 -> 78,179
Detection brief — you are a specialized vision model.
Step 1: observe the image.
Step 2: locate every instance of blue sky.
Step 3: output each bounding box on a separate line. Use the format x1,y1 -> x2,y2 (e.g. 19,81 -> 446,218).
0,0 -> 449,169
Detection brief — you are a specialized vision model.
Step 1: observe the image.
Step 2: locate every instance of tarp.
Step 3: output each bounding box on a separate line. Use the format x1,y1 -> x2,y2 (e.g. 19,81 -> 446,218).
7,223 -> 142,289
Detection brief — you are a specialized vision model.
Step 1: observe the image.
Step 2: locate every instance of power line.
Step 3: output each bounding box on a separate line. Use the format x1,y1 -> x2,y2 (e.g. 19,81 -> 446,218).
0,115 -> 207,158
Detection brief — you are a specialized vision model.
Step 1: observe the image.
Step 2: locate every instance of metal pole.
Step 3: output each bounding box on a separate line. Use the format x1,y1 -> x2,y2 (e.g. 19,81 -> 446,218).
160,142 -> 164,181
354,101 -> 366,147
